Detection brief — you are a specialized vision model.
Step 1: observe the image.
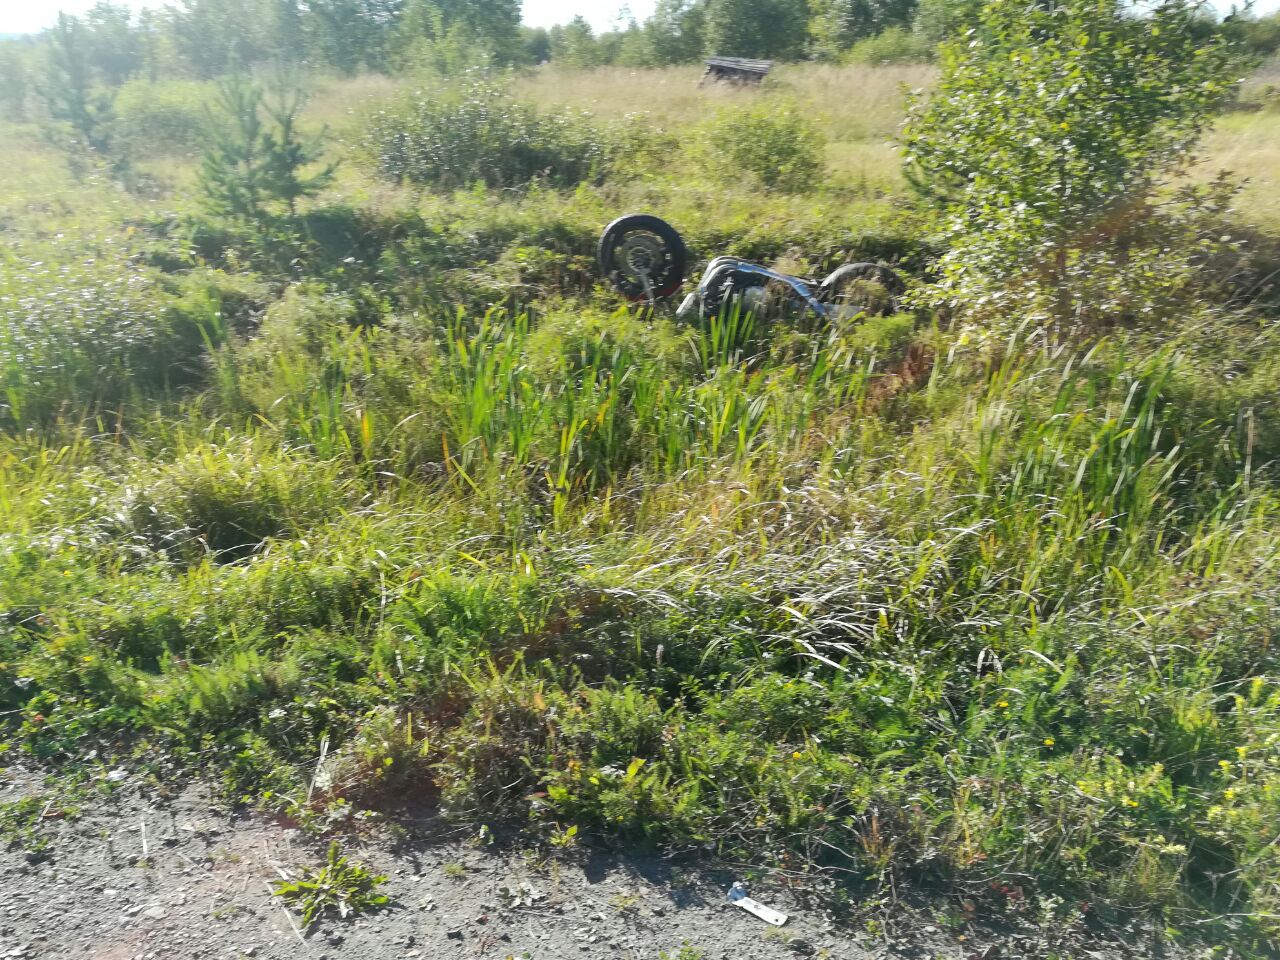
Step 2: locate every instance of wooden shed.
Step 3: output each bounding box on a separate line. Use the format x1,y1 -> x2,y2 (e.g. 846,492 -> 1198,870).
700,56 -> 773,86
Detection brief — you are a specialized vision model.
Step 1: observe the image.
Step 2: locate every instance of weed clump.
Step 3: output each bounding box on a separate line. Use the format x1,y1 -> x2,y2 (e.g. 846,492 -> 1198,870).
845,26 -> 933,65
105,442 -> 354,562
273,841 -> 388,929
0,262 -> 224,430
321,706 -> 433,805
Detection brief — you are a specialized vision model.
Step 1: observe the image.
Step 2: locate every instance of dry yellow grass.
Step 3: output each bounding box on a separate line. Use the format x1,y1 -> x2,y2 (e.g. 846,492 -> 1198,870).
778,62 -> 936,140
512,62 -> 934,194
300,59 -> 1280,218
514,65 -> 741,125
514,62 -> 934,139
305,71 -> 405,134
3,59 -> 1274,238
1198,56 -> 1280,232
1201,110 -> 1280,232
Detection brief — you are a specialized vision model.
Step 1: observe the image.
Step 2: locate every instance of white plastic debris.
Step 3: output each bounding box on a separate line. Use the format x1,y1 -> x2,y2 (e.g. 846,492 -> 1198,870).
727,881 -> 788,926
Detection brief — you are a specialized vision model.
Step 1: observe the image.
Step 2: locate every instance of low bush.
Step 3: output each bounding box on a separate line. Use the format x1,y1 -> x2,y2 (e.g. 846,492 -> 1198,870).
695,101 -> 825,193
364,77 -> 612,189
147,649 -> 302,733
114,78 -> 216,154
322,706 -> 433,804
434,671 -> 557,819
846,27 -> 934,65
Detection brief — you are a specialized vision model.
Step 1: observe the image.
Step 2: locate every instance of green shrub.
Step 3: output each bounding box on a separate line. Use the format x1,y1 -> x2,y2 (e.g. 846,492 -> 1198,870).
322,706 -> 433,803
396,31 -> 498,76
695,101 -> 825,193
557,684 -> 673,767
363,77 -> 612,189
840,310 -> 917,354
114,78 -> 215,153
108,552 -> 372,654
434,671 -> 557,819
204,546 -> 376,634
902,0 -> 1240,315
147,650 -> 302,734
846,26 -> 933,65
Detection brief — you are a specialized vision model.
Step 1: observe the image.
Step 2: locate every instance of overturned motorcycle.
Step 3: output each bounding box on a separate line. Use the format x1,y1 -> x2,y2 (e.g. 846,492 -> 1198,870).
597,214 -> 906,322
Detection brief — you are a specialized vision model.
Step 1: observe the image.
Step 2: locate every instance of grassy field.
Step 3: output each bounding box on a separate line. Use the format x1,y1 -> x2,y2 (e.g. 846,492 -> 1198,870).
3,59 -> 1280,953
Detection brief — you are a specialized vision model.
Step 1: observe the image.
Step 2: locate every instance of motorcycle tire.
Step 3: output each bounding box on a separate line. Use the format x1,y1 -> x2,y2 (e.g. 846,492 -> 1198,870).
819,263 -> 906,317
598,214 -> 689,303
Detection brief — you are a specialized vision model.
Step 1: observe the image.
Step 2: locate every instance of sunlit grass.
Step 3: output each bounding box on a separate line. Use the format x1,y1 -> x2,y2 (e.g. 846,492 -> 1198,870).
1,59 -> 1280,955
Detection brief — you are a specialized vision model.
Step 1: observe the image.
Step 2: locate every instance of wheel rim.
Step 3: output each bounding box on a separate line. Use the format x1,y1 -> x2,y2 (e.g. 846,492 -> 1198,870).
615,232 -> 667,288
609,230 -> 680,300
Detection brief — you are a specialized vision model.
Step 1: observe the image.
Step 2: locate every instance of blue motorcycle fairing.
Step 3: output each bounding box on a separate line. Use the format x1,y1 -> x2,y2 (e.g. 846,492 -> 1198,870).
682,256 -> 830,321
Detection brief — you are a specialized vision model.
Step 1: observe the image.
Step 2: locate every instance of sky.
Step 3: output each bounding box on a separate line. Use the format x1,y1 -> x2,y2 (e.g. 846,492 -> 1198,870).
0,0 -> 659,35
1,0 -> 1275,36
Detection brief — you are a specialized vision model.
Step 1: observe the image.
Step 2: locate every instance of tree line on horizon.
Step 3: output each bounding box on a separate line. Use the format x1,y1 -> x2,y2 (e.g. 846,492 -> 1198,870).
0,0 -> 1278,129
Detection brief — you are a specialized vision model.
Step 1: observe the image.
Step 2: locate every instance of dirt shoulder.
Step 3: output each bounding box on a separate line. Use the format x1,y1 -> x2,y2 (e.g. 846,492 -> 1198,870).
1,764 -> 1164,960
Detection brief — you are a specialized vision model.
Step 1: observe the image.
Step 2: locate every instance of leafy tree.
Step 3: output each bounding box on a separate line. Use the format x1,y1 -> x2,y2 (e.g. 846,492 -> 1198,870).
199,79 -> 337,227
392,0 -> 522,66
643,0 -> 707,63
0,42 -> 30,120
393,0 -> 445,60
306,0 -> 404,73
272,0 -> 308,62
902,0 -> 1241,318
521,26 -> 552,63
1221,8 -> 1280,58
809,0 -> 917,57
909,0 -> 981,44
135,8 -> 164,82
550,16 -> 605,67
169,0 -> 253,77
438,0 -> 522,57
83,2 -> 143,86
168,0 -> 304,77
704,0 -> 809,59
614,22 -> 654,65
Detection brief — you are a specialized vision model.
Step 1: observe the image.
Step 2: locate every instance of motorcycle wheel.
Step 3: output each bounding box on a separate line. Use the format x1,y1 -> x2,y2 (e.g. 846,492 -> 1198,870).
819,263 -> 906,318
597,214 -> 688,303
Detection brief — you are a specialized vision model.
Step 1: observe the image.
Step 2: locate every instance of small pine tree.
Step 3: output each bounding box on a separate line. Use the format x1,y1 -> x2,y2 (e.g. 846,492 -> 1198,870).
261,89 -> 336,216
199,78 -> 337,227
41,13 -> 117,158
200,79 -> 268,223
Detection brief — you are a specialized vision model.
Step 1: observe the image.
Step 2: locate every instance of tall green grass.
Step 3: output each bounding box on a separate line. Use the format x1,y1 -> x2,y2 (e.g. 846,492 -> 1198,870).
3,302 -> 1279,948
